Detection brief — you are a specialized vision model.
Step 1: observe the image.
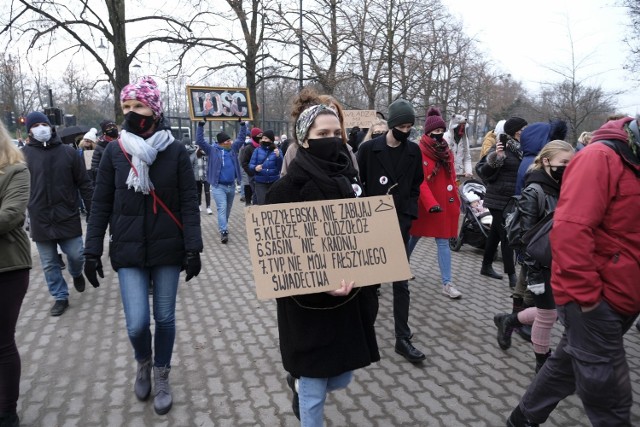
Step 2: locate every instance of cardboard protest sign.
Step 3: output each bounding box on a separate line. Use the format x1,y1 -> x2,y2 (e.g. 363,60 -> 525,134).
187,85 -> 253,121
245,195 -> 411,300
343,110 -> 378,128
83,150 -> 94,170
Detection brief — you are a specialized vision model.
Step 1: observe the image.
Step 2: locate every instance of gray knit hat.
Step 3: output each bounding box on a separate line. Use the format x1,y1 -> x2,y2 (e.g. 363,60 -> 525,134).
387,99 -> 415,129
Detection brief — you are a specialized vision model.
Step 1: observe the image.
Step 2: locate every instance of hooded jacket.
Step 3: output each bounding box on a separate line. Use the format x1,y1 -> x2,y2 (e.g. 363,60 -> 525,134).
550,117 -> 640,315
515,120 -> 568,194
22,131 -> 93,242
195,124 -> 245,186
444,115 -> 472,176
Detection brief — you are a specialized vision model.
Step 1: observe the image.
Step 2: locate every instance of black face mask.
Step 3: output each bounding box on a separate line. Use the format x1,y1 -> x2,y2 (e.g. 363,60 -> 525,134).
260,141 -> 273,149
392,128 -> 411,143
124,111 -> 155,135
429,133 -> 444,143
105,128 -> 119,138
549,165 -> 566,182
371,131 -> 385,138
306,137 -> 343,161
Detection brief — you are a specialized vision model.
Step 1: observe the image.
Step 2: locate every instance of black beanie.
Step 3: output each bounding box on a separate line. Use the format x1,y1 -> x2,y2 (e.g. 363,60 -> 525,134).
216,132 -> 231,144
263,130 -> 275,142
100,119 -> 117,133
504,117 -> 528,137
387,99 -> 415,129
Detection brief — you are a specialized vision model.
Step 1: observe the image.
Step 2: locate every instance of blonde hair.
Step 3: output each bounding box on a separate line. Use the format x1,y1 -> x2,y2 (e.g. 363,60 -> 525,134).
364,119 -> 388,140
578,131 -> 592,145
530,140 -> 574,171
0,121 -> 25,174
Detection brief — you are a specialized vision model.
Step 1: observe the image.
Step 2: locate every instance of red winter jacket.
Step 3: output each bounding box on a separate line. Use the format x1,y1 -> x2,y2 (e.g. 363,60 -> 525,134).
410,136 -> 460,238
550,117 -> 640,315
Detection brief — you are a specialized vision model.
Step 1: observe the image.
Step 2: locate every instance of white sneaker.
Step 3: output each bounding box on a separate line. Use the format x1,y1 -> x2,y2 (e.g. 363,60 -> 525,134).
199,206 -> 202,212
443,283 -> 462,299
206,207 -> 213,215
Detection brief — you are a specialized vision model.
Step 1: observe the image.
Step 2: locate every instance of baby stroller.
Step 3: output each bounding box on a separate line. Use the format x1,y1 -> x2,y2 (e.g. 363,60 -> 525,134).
449,179 -> 492,251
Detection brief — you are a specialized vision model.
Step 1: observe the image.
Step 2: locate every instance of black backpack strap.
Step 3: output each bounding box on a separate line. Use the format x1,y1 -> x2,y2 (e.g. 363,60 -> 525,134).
598,140 -> 640,178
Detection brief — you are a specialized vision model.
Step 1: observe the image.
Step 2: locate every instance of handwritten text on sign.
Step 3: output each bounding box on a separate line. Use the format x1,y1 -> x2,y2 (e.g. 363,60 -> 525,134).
245,196 -> 411,299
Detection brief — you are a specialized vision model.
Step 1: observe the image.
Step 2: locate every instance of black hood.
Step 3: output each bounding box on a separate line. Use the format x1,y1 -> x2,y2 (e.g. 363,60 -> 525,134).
523,168 -> 560,197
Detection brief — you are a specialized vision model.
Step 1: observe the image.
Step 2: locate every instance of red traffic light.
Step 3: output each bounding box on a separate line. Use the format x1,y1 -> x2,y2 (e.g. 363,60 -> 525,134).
18,116 -> 25,125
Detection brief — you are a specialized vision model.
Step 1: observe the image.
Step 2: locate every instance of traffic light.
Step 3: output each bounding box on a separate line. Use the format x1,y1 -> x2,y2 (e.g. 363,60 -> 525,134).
18,116 -> 25,126
10,112 -> 15,125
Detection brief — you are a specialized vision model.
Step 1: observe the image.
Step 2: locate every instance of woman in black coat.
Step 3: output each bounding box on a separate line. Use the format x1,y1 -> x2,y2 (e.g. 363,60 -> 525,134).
476,117 -> 527,286
83,77 -> 202,416
266,102 -> 379,424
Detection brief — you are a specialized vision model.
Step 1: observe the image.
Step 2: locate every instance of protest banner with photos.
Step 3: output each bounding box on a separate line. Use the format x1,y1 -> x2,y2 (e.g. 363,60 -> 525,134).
245,195 -> 412,300
187,86 -> 253,121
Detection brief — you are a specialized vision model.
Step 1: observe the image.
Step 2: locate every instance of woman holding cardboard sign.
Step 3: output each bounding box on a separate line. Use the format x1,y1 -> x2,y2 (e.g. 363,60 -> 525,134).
265,100 -> 379,426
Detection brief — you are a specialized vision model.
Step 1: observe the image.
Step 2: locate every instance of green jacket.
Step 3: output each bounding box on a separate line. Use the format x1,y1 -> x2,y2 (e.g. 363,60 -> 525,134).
0,163 -> 32,273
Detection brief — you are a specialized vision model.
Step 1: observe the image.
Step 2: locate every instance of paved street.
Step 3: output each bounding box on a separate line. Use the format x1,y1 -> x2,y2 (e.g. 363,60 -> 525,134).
15,194 -> 640,426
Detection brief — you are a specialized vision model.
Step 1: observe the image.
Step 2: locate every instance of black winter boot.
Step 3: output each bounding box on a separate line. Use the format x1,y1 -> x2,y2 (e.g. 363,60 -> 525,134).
535,350 -> 551,373
153,366 -> 173,415
506,405 -> 539,426
494,312 -> 522,350
134,357 -> 152,401
481,264 -> 503,280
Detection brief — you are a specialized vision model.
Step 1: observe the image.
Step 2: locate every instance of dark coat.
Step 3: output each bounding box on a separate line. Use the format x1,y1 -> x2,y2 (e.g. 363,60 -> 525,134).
22,134 -> 93,242
90,137 -> 111,184
356,135 -> 423,219
84,137 -> 202,270
476,142 -> 522,211
265,160 -> 380,378
239,143 -> 257,176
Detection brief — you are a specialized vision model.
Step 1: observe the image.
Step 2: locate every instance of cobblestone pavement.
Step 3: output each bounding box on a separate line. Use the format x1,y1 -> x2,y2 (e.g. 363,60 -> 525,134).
15,194 -> 640,426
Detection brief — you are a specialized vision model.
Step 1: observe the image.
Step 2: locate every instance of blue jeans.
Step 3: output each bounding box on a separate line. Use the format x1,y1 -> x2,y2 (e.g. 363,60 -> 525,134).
117,265 -> 180,367
299,371 -> 353,427
407,236 -> 452,285
211,183 -> 235,233
35,236 -> 84,300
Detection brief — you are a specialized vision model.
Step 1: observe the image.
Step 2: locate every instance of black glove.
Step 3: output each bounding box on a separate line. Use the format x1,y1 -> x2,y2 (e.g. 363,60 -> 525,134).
198,120 -> 206,127
84,256 -> 104,288
185,252 -> 201,282
429,205 -> 443,213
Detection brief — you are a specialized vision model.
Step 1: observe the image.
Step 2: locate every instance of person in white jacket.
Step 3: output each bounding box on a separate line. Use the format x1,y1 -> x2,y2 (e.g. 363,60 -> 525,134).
444,113 -> 472,180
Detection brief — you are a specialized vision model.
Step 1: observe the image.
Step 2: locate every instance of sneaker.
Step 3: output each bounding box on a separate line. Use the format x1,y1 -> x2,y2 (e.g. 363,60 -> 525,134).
206,207 -> 213,215
199,206 -> 202,212
50,299 -> 69,316
442,283 -> 461,299
221,231 -> 229,244
73,275 -> 86,293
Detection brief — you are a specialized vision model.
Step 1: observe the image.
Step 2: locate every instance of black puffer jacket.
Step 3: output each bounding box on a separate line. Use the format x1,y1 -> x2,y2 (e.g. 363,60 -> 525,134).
84,131 -> 202,270
476,140 -> 522,210
90,137 -> 111,184
22,132 -> 93,242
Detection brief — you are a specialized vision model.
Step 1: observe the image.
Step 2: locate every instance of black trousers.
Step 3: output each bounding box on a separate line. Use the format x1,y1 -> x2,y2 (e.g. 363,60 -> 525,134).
393,214 -> 413,338
520,301 -> 636,426
482,208 -> 515,275
0,269 -> 29,413
196,180 -> 211,207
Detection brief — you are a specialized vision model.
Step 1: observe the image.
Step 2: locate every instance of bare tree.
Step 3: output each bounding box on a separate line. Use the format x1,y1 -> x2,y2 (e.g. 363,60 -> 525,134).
621,0 -> 640,78
1,0 -> 205,121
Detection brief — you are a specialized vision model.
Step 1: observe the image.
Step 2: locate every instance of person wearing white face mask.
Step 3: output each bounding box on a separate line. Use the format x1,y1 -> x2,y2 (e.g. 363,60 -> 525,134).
21,111 -> 94,317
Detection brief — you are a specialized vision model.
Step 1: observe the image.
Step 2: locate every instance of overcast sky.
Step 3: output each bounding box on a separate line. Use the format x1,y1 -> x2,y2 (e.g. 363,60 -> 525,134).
441,0 -> 639,116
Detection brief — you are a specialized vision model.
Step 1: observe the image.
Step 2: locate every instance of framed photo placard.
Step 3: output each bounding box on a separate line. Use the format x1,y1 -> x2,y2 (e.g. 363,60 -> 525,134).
186,85 -> 254,121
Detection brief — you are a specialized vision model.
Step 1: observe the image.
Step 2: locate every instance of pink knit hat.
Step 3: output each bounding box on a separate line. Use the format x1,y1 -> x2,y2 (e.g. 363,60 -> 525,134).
120,76 -> 163,117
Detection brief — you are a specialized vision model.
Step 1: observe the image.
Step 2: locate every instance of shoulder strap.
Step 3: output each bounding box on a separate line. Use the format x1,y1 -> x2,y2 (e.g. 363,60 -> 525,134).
598,140 -> 640,178
117,138 -> 184,231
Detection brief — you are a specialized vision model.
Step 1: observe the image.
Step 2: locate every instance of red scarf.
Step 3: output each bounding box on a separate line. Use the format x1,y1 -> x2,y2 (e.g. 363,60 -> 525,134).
420,133 -> 451,181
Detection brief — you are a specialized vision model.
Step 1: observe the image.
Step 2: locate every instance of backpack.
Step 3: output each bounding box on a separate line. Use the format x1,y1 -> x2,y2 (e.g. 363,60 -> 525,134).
503,183 -> 545,251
